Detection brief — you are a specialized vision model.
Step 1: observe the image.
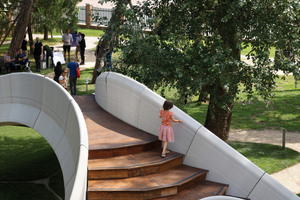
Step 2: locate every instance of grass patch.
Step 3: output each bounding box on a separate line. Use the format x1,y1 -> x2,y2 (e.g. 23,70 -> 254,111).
77,68 -> 96,95
77,28 -> 105,37
0,125 -> 64,199
228,141 -> 300,174
0,183 -> 60,200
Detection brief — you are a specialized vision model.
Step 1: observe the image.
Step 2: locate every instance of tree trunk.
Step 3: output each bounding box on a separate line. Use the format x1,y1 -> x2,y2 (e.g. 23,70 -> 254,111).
9,0 -> 33,56
204,96 -> 233,142
27,20 -> 34,55
91,0 -> 129,84
43,26 -> 48,40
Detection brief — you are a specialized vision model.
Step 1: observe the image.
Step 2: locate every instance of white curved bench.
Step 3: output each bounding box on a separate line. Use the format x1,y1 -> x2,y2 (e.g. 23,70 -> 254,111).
0,73 -> 88,200
95,72 -> 299,200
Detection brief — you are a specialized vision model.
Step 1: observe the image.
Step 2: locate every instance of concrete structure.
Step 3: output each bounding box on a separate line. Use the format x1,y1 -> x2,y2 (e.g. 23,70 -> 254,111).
95,72 -> 299,200
0,73 -> 88,200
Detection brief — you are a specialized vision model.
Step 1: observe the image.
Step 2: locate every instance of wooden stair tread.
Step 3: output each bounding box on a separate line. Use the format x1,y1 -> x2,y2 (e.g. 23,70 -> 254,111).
88,149 -> 184,179
74,95 -> 158,150
88,165 -> 208,192
154,181 -> 229,200
88,149 -> 183,170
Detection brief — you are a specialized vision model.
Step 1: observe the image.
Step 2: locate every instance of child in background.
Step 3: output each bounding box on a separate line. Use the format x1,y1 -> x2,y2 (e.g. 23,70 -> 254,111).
59,68 -> 69,91
159,100 -> 183,158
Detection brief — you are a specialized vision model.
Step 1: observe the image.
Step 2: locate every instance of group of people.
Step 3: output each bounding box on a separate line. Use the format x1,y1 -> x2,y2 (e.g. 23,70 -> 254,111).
63,29 -> 86,65
53,57 -> 79,96
3,49 -> 31,73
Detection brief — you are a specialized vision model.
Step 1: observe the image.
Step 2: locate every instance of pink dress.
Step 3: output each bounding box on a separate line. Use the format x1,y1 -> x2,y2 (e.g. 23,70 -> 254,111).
159,110 -> 174,142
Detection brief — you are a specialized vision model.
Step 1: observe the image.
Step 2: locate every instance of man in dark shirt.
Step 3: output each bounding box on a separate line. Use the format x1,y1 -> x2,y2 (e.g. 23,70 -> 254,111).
67,57 -> 79,95
44,45 -> 54,68
32,37 -> 43,72
21,35 -> 28,57
16,48 -> 31,72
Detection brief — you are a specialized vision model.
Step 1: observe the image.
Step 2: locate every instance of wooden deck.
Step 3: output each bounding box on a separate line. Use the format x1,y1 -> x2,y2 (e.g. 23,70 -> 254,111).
74,95 -> 230,200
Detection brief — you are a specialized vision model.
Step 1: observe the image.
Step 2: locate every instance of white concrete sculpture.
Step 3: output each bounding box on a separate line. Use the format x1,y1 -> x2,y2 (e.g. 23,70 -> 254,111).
0,73 -> 88,200
95,72 -> 299,200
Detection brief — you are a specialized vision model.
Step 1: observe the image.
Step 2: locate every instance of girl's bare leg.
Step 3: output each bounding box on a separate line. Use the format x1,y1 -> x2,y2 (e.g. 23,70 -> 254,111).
162,141 -> 168,155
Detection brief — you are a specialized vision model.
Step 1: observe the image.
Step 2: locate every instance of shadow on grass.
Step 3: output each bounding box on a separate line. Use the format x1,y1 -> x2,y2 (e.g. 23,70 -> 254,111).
0,125 -> 64,199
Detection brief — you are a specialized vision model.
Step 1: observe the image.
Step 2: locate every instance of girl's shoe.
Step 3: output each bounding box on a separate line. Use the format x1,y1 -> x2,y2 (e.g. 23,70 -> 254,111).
161,154 -> 166,158
165,150 -> 170,154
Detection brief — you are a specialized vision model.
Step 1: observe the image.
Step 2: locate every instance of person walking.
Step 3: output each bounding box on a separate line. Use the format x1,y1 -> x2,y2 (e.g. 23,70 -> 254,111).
159,100 -> 183,158
62,29 -> 73,62
67,57 -> 79,95
32,37 -> 43,72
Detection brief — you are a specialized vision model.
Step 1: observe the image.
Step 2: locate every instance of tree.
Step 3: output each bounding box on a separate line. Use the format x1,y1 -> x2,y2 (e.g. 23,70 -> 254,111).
31,0 -> 80,40
91,0 -> 130,83
9,0 -> 33,55
107,0 -> 300,141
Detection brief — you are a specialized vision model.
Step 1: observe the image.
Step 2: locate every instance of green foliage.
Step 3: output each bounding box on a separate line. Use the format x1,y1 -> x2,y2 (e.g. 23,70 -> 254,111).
162,75 -> 300,132
108,0 -> 299,138
31,0 -> 80,34
0,0 -> 19,37
229,141 -> 300,174
114,0 -> 299,105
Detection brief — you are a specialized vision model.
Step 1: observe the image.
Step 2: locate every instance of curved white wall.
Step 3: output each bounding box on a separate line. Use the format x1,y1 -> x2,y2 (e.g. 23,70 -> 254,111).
0,73 -> 88,200
95,72 -> 299,200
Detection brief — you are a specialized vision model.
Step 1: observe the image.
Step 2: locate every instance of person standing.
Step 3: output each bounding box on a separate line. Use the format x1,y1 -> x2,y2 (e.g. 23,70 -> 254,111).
59,68 -> 69,91
32,37 -> 43,72
62,29 -> 73,62
75,32 -> 82,62
67,57 -> 79,95
21,35 -> 28,57
79,33 -> 86,65
44,45 -> 54,68
54,61 -> 63,83
158,100 -> 183,158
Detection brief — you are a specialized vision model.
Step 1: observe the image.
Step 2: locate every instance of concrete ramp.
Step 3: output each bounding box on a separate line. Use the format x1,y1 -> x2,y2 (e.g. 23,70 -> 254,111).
0,73 -> 88,200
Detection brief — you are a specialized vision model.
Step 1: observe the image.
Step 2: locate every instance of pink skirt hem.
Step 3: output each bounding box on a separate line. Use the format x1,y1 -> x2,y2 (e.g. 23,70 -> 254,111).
158,125 -> 174,142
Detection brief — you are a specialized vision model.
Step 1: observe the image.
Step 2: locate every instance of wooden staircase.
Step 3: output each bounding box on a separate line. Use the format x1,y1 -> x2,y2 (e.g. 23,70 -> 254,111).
74,96 -> 229,200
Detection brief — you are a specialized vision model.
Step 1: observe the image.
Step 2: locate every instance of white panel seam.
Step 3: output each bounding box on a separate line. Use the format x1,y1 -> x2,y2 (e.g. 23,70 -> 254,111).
183,125 -> 202,160
246,172 -> 266,198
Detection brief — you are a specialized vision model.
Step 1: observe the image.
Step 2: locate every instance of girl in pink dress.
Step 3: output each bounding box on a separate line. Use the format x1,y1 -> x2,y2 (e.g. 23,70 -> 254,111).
159,100 -> 183,158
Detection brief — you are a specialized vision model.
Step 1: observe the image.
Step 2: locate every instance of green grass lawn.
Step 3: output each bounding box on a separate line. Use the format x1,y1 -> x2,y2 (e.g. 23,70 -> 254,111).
0,125 -> 64,200
229,141 -> 300,174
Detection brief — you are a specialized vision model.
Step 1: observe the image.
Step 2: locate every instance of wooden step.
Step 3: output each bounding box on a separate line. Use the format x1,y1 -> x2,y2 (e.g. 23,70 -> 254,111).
89,139 -> 161,159
88,165 -> 208,200
88,149 -> 184,179
154,181 -> 229,200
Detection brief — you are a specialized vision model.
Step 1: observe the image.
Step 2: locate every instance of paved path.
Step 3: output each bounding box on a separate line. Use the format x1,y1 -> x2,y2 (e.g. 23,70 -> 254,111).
229,129 -> 300,194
